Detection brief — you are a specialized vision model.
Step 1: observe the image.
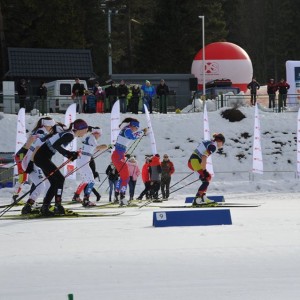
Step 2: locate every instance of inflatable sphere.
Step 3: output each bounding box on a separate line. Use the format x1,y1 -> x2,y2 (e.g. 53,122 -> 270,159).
191,42 -> 253,92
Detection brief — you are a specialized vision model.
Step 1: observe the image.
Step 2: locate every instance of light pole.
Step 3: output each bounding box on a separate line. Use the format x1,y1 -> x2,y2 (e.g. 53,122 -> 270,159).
198,16 -> 205,99
108,9 -> 113,76
100,1 -> 121,77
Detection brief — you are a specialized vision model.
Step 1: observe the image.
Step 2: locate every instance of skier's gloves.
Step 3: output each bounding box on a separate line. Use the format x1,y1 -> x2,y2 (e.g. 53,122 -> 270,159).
67,151 -> 79,161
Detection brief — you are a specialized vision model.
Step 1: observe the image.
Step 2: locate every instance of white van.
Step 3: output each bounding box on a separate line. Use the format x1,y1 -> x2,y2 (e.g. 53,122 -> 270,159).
45,79 -> 88,112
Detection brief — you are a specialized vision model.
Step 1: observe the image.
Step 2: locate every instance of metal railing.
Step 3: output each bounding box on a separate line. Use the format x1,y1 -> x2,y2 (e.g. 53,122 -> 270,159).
218,94 -> 300,112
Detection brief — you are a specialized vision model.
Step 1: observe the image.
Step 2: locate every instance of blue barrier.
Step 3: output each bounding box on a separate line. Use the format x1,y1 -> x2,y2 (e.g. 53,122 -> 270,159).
185,195 -> 224,204
153,209 -> 232,227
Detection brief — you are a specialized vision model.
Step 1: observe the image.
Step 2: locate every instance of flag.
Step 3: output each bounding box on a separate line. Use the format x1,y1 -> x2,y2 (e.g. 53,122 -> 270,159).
14,108 -> 27,176
111,100 -> 120,147
252,103 -> 263,174
297,108 -> 300,176
203,103 -> 214,176
144,104 -> 157,155
64,103 -> 77,180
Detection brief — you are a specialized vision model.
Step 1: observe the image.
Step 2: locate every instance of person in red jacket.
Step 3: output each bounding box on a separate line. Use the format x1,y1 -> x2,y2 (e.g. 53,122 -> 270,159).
137,156 -> 151,200
160,154 -> 175,200
277,78 -> 290,112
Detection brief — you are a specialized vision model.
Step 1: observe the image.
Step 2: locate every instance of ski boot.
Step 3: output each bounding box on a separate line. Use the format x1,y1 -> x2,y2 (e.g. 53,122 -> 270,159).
54,195 -> 66,215
192,193 -> 215,207
82,196 -> 96,207
114,192 -> 119,204
21,199 -> 37,215
40,204 -> 55,217
72,193 -> 82,203
54,204 -> 66,215
119,192 -> 128,206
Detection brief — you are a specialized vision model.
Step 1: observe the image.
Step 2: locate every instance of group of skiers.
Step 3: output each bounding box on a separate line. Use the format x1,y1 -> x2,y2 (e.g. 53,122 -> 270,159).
12,115 -> 225,215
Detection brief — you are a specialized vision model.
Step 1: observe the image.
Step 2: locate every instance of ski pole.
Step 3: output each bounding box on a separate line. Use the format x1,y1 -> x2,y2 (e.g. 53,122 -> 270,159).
0,158 -> 72,217
157,172 -> 194,199
64,147 -> 111,179
139,178 -> 199,209
0,162 -> 17,176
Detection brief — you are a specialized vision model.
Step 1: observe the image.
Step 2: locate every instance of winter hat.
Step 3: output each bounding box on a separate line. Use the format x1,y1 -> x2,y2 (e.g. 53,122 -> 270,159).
129,156 -> 136,162
145,80 -> 150,84
42,119 -> 55,127
73,119 -> 88,131
130,120 -> 140,128
92,127 -> 102,135
213,133 -> 225,144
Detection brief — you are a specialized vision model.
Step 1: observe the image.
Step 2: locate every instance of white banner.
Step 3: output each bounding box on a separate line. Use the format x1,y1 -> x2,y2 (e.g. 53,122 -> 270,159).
64,103 -> 77,180
111,100 -> 120,146
15,108 -> 27,154
203,103 -> 214,176
144,104 -> 157,155
252,104 -> 263,174
297,108 -> 300,176
15,108 -> 27,175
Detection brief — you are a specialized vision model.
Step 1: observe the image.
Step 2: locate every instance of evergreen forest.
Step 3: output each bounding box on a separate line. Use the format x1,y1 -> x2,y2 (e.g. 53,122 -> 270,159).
0,0 -> 300,83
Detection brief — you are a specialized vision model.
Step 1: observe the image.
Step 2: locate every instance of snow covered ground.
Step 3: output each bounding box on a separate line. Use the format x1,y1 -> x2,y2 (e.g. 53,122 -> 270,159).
0,106 -> 300,300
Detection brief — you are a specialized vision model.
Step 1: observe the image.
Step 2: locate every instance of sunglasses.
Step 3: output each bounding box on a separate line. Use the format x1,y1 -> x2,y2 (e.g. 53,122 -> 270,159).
163,156 -> 168,158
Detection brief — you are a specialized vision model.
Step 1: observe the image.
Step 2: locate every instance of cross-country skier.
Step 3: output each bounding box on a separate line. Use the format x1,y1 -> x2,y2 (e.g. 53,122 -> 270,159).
188,133 -> 225,206
72,126 -> 109,207
20,118 -> 56,214
34,119 -> 89,216
112,117 -> 147,206
12,117 -> 55,203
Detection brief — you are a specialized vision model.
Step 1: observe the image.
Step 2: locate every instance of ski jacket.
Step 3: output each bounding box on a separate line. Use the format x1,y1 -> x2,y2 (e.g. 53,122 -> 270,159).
161,160 -> 175,179
277,81 -> 290,94
194,140 -> 217,159
127,161 -> 141,181
114,125 -> 144,153
141,162 -> 150,183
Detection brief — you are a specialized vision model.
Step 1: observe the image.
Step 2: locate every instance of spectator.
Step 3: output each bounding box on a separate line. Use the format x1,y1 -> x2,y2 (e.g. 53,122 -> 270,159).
118,80 -> 129,113
17,79 -> 27,110
106,162 -> 119,203
137,156 -> 151,200
141,80 -> 156,113
105,81 -> 118,112
127,156 -> 141,201
160,154 -> 175,200
72,78 -> 85,113
267,78 -> 277,109
247,77 -> 260,106
156,79 -> 169,114
277,78 -> 290,112
148,154 -> 162,201
38,81 -> 48,115
93,83 -> 105,113
86,91 -> 96,113
130,84 -> 141,114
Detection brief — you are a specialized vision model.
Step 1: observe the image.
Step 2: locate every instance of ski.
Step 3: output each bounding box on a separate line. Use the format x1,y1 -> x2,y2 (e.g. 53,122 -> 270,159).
0,211 -> 125,220
150,203 -> 261,208
0,201 -> 25,209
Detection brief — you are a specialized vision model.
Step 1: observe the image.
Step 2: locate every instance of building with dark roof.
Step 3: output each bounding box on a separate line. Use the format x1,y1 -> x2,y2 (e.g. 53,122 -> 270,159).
4,47 -> 97,96
5,47 -> 96,80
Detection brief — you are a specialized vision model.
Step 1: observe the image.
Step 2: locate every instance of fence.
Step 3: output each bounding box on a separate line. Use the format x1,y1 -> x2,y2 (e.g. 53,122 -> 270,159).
218,94 -> 300,112
0,93 -> 191,114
